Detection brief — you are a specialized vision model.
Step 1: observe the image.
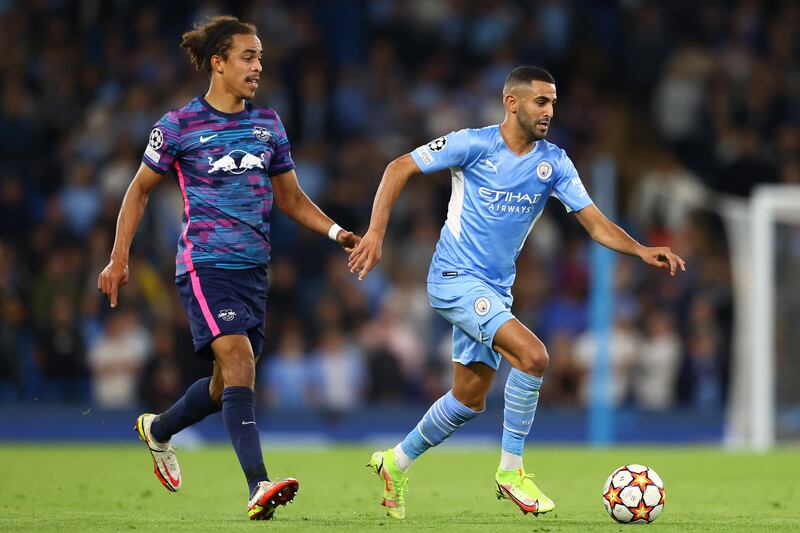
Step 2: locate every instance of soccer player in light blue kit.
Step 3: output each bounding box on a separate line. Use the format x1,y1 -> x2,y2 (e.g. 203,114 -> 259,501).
349,66 -> 686,519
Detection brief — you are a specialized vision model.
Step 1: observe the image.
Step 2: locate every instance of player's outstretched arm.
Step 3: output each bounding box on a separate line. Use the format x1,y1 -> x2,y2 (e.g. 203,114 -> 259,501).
98,163 -> 164,308
348,154 -> 420,281
574,204 -> 686,276
271,169 -> 360,253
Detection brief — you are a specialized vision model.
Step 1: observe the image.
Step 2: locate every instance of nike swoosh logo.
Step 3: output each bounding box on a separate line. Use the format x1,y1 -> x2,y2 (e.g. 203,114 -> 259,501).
160,459 -> 180,487
200,134 -> 218,143
498,482 -> 539,511
241,420 -> 256,425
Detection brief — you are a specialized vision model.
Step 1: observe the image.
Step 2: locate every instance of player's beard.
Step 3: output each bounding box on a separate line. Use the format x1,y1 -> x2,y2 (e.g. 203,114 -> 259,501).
519,109 -> 548,141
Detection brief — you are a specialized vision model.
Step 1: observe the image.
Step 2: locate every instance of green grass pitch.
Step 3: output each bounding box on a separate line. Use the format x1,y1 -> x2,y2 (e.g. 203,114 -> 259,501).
1,444 -> 797,531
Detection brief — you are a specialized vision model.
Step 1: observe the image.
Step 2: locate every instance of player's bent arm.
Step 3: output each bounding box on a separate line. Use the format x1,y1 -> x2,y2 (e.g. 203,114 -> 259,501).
573,204 -> 643,257
365,154 -> 421,237
574,204 -> 686,275
271,169 -> 339,236
110,163 -> 165,263
347,154 -> 421,281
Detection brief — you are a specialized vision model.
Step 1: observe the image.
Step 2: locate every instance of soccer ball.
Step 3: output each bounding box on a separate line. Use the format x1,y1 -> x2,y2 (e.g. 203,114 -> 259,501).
602,464 -> 665,524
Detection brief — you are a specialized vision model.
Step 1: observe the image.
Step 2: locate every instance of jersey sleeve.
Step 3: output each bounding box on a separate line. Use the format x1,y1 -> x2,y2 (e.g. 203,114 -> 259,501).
410,129 -> 471,173
552,150 -> 593,212
142,111 -> 181,174
268,112 -> 295,176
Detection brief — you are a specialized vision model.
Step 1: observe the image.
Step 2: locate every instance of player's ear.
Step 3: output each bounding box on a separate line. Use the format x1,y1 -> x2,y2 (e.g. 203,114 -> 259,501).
504,93 -> 518,114
209,54 -> 224,74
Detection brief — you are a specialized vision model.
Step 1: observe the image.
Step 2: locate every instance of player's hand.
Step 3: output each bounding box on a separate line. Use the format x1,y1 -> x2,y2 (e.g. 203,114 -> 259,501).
348,230 -> 383,281
638,246 -> 686,277
97,258 -> 130,308
336,229 -> 361,254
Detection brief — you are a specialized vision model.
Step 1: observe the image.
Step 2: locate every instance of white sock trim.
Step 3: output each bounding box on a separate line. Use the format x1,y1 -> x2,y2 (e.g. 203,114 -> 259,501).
393,443 -> 413,472
499,449 -> 524,471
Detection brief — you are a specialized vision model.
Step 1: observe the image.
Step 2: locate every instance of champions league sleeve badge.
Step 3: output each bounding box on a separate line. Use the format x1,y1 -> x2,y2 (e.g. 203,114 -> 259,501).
145,128 -> 164,163
148,128 -> 164,150
536,160 -> 553,181
427,136 -> 447,151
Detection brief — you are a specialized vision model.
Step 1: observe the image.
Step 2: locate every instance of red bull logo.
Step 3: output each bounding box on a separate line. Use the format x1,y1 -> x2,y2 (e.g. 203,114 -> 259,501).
207,150 -> 265,175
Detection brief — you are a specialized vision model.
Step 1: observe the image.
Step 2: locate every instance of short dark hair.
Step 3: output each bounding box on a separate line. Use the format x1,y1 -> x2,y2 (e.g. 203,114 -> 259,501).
181,15 -> 257,72
503,66 -> 556,93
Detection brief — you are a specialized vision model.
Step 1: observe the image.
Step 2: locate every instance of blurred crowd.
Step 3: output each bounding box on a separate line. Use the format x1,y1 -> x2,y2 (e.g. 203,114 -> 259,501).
1,0 -> 798,415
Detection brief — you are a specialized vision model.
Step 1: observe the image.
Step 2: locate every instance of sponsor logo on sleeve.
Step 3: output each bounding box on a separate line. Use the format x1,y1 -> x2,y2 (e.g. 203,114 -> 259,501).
571,176 -> 588,197
427,136 -> 447,151
145,145 -> 161,163
536,160 -> 553,181
416,146 -> 434,165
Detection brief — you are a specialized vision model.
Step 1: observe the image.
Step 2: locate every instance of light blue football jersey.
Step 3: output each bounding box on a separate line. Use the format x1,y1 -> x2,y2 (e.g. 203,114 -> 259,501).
410,125 -> 593,297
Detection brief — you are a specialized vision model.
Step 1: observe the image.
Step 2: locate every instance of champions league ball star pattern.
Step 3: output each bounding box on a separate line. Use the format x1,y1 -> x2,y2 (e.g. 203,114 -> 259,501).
602,464 -> 665,524
142,96 -> 295,276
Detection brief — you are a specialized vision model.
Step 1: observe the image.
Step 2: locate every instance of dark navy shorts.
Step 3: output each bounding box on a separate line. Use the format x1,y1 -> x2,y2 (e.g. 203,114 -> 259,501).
175,266 -> 267,360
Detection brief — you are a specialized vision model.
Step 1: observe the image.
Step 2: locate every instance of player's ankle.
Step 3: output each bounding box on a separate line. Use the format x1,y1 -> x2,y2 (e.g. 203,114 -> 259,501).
499,450 -> 524,471
393,444 -> 413,472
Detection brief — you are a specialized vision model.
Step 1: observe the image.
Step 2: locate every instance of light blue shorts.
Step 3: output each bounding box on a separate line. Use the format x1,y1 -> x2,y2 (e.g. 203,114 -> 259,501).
428,276 -> 515,370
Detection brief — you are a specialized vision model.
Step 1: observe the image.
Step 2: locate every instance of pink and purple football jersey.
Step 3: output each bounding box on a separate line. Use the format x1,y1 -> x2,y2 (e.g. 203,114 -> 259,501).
142,96 -> 294,276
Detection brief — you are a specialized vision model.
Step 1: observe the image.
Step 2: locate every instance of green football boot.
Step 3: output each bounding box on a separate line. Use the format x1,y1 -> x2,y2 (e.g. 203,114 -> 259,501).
368,449 -> 408,519
495,467 -> 555,516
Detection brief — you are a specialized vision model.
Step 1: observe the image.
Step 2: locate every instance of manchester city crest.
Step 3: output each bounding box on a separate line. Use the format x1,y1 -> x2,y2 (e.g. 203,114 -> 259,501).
474,297 -> 491,316
253,126 -> 271,142
536,160 -> 553,181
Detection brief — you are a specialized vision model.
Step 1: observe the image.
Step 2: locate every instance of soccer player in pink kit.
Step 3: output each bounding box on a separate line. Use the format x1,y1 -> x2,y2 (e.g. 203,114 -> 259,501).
97,16 -> 359,520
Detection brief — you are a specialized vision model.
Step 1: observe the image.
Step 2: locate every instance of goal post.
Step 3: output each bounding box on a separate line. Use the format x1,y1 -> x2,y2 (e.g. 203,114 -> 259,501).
724,185 -> 800,451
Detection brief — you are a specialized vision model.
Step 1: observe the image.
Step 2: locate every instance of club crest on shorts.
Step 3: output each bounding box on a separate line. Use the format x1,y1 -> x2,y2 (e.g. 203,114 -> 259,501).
536,160 -> 553,181
217,309 -> 236,322
474,297 -> 491,316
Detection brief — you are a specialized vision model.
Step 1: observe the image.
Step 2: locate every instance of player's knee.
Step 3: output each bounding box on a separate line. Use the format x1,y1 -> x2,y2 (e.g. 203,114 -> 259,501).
451,382 -> 488,412
219,354 -> 256,388
454,390 -> 486,412
517,341 -> 549,376
461,394 -> 486,412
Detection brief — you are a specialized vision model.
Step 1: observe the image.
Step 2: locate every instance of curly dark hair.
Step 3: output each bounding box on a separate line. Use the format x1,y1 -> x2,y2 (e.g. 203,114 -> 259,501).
181,15 -> 257,72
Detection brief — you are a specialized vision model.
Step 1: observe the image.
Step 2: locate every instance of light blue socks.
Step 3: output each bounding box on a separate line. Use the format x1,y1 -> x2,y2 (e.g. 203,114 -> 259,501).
400,390 -> 482,459
501,368 -> 542,456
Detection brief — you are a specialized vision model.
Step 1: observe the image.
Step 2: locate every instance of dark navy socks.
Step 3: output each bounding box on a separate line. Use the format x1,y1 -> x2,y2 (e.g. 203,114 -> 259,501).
151,377 -> 220,443
222,386 -> 268,494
